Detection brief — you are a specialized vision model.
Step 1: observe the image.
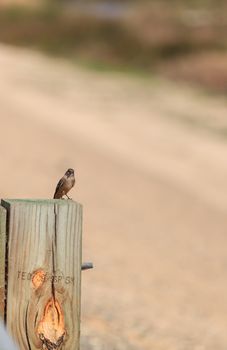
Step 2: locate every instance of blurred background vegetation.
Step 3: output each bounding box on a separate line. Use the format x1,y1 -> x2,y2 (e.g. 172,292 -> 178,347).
0,0 -> 227,92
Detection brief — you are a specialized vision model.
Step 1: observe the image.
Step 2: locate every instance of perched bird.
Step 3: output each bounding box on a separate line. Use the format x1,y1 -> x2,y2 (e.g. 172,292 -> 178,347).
53,168 -> 75,199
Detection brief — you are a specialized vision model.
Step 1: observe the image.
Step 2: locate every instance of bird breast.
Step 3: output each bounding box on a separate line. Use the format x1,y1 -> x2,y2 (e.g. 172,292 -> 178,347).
65,176 -> 75,190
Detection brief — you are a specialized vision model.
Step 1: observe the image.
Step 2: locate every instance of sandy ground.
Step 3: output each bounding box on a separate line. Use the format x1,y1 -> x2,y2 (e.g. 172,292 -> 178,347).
0,45 -> 227,349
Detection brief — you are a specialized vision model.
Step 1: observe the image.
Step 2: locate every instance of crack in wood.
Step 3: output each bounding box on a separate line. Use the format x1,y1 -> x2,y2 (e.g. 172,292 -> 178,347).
25,302 -> 32,350
34,311 -> 38,329
51,204 -> 58,303
51,242 -> 56,303
54,204 -> 58,253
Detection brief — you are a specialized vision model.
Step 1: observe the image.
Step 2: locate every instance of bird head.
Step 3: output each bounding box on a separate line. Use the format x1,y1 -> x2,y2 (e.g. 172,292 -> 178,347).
65,168 -> 74,177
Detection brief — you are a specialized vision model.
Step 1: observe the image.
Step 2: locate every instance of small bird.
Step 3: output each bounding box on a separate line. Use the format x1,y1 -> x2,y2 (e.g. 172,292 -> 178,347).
53,168 -> 75,199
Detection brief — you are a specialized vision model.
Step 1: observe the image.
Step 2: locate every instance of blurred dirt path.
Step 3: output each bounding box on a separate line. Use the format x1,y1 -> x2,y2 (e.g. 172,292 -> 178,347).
0,45 -> 227,349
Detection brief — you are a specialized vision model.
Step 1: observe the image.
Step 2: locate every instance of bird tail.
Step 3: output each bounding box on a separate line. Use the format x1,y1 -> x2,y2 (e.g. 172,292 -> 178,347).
53,191 -> 61,199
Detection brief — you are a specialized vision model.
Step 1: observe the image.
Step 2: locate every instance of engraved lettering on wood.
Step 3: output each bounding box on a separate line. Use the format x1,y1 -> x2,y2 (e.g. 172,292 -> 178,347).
1,200 -> 82,350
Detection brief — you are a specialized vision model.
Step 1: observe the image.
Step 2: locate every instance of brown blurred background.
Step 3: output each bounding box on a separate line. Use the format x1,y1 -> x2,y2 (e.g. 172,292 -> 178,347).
0,1 -> 227,349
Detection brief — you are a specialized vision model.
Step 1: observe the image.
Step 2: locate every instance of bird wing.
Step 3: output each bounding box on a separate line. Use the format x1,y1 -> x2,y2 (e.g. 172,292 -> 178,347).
53,177 -> 65,199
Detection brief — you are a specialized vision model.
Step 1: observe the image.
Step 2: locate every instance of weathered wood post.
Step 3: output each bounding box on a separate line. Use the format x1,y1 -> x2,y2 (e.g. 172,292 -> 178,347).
0,205 -> 6,319
0,199 -> 83,350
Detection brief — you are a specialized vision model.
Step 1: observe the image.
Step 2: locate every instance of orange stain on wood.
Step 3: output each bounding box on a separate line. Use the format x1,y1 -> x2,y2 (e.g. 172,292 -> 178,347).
32,269 -> 46,289
37,297 -> 65,348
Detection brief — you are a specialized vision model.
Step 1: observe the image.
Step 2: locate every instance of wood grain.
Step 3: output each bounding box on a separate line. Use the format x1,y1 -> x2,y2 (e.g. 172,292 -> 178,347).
1,199 -> 82,350
0,205 -> 6,320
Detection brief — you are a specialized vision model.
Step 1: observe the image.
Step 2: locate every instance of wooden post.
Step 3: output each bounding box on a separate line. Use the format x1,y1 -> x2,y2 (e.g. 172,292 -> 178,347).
0,199 -> 82,350
0,205 -> 6,319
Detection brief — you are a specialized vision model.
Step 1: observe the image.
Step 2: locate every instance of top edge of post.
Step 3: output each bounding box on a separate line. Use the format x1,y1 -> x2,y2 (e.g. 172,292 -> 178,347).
1,199 -> 82,207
